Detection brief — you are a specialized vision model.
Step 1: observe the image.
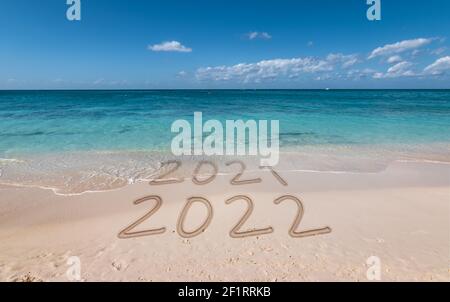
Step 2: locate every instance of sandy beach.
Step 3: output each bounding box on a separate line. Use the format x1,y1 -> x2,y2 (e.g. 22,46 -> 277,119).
0,160 -> 448,282
3,0 -> 450,291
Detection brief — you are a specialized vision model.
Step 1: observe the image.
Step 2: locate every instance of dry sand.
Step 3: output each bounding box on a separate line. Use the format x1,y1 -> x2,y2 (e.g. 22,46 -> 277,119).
0,161 -> 449,282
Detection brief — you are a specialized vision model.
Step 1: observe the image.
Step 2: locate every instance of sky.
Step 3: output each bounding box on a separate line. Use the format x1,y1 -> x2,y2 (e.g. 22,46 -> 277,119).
1,0 -> 450,89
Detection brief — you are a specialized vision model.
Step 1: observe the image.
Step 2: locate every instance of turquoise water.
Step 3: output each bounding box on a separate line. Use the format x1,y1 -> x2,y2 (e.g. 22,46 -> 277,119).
0,90 -> 449,194
0,90 -> 449,154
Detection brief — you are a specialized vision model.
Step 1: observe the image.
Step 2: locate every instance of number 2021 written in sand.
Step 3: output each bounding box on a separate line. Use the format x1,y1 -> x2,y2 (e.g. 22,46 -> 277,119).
118,160 -> 332,239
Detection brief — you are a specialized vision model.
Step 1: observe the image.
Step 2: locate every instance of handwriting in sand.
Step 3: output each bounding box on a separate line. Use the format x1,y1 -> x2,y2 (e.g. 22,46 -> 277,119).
118,160 -> 332,239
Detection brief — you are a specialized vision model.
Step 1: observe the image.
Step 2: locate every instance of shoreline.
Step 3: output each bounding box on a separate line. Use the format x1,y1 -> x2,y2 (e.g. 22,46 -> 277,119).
1,144 -> 450,196
1,158 -> 449,196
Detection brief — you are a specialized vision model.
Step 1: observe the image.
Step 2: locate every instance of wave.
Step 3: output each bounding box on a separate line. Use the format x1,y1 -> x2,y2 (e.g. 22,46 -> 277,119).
396,159 -> 450,165
0,158 -> 25,163
0,144 -> 449,195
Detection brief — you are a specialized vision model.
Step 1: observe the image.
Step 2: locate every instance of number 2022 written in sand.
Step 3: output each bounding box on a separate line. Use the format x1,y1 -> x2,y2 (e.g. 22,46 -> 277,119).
118,160 -> 332,239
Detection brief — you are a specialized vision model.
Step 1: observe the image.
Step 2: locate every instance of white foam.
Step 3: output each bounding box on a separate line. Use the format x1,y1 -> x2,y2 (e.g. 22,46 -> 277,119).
0,158 -> 25,163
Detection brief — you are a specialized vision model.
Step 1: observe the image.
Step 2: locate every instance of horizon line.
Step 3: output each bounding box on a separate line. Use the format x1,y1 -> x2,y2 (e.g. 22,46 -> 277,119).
1,88 -> 450,92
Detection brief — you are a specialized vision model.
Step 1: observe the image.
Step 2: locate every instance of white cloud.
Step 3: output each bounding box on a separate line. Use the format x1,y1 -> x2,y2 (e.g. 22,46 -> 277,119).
246,32 -> 272,40
260,32 -> 272,39
431,47 -> 447,56
387,55 -> 402,64
345,68 -> 377,79
326,53 -> 359,68
92,78 -> 128,86
373,61 -> 415,79
177,71 -> 188,77
248,32 -> 258,40
197,57 -> 332,82
387,61 -> 413,74
196,53 -> 361,83
148,41 -> 192,53
368,38 -> 432,59
93,78 -> 105,85
424,56 -> 450,75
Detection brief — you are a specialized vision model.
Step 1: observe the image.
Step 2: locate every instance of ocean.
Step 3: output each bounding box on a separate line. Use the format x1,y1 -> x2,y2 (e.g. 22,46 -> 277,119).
0,90 -> 449,194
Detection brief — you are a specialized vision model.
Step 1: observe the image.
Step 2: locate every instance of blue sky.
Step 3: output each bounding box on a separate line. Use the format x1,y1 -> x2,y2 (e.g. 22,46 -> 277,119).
1,0 -> 449,89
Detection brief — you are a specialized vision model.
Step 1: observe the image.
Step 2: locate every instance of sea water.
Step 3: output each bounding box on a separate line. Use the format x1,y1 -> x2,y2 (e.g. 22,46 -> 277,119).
0,90 -> 449,194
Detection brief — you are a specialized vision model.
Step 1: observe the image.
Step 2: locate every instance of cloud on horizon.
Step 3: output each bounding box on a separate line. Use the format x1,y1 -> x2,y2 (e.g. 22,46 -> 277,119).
194,37 -> 449,84
196,53 -> 360,83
